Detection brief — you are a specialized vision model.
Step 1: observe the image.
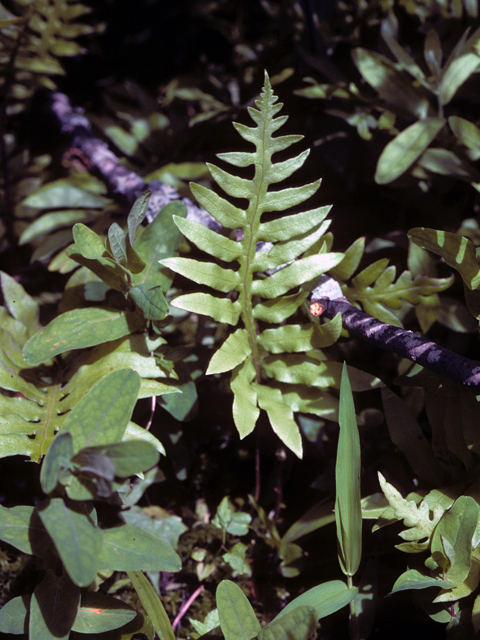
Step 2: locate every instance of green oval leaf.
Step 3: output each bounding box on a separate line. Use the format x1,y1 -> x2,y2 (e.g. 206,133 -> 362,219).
207,328 -> 251,375
216,580 -> 260,640
72,223 -> 107,259
375,118 -> 445,184
72,592 -> 136,634
37,499 -> 103,587
98,524 -> 181,572
60,369 -> 141,451
23,308 -> 145,365
129,284 -> 169,321
275,580 -> 356,621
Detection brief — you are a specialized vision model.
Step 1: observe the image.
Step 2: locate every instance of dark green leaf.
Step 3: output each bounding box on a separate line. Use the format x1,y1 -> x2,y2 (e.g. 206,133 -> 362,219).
40,431 -> 75,494
23,308 -> 145,365
29,571 -> 80,640
216,580 -> 260,640
76,440 -> 160,477
128,190 -> 151,245
275,580 -> 356,621
335,364 -> 362,577
128,570 -> 175,640
0,595 -> 30,635
98,524 -> 181,572
60,369 -> 141,451
71,591 -> 136,633
37,499 -> 103,587
258,606 -> 316,640
129,284 -> 169,321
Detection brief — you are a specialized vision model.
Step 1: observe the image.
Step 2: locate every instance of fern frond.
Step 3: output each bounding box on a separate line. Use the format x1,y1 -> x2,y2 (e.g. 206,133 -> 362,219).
161,72 -> 354,457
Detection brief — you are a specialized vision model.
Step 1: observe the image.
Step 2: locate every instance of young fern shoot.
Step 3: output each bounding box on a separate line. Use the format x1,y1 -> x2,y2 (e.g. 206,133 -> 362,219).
161,72 -> 344,457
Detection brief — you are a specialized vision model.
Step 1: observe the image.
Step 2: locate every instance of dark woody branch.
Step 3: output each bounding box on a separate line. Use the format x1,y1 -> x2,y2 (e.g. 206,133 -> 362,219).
49,92 -> 221,230
310,285 -> 480,394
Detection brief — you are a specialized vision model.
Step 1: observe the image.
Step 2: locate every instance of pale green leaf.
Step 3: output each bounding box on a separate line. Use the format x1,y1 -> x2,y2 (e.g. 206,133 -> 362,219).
255,384 -> 302,458
72,592 -> 136,634
0,505 -> 50,555
207,328 -> 252,375
72,223 -> 106,260
160,257 -> 240,293
19,210 -> 92,245
0,272 -> 39,334
431,496 -> 479,586
108,222 -> 128,265
252,253 -> 343,298
375,118 -> 445,184
0,595 -> 29,635
258,317 -> 342,353
173,215 -> 242,262
335,364 -> 362,577
329,237 -> 365,281
216,580 -> 260,640
38,499 -> 103,587
449,116 -> 480,153
132,201 -> 187,292
276,580 -> 356,621
231,358 -> 260,439
419,148 -> 480,181
258,606 -> 316,640
209,163 -> 253,201
23,308 -> 145,365
189,182 -> 246,228
40,431 -> 74,494
171,292 -> 241,325
352,48 -> 429,118
440,52 -> 480,105
129,284 -> 169,321
392,569 -> 455,593
261,180 -> 320,212
59,369 -> 140,452
253,291 -> 308,323
98,524 -> 181,572
23,178 -> 109,209
258,206 -> 331,242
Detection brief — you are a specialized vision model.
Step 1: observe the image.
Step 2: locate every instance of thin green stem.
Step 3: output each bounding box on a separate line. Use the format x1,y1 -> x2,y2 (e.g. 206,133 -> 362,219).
347,574 -> 358,640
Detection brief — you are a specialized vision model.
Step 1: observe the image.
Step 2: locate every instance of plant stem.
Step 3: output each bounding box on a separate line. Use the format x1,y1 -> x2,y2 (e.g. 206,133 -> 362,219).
347,574 -> 358,640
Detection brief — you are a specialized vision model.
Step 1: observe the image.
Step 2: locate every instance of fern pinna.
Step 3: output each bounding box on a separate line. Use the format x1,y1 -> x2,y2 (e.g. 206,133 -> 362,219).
161,72 -> 351,457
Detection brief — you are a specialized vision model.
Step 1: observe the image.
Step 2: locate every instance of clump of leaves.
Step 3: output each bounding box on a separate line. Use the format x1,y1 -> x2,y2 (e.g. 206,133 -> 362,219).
0,195 -> 189,462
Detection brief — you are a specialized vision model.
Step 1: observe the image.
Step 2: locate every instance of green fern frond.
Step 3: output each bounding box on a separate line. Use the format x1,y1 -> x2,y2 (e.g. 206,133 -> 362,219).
331,236 -> 453,327
161,72 -> 356,457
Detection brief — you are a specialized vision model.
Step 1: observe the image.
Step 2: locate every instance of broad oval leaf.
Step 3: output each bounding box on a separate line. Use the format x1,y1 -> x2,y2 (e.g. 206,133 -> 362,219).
275,580 -> 356,621
60,368 -> 140,452
23,308 -> 145,365
40,431 -> 75,494
0,595 -> 30,635
352,48 -> 429,118
37,499 -> 103,587
375,118 -> 445,184
29,571 -> 80,640
72,592 -> 136,634
98,524 -> 181,572
72,223 -> 106,260
449,116 -> 480,153
392,569 -> 455,593
129,284 -> 169,321
440,52 -> 480,105
216,580 -> 260,640
258,606 -> 317,640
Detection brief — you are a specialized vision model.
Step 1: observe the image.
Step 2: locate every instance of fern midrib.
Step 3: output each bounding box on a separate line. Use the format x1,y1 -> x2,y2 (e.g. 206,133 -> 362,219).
37,381 -> 62,461
240,103 -> 271,384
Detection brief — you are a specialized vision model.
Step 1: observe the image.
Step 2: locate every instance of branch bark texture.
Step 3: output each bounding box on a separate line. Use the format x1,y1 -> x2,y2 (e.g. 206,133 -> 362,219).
313,295 -> 480,393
